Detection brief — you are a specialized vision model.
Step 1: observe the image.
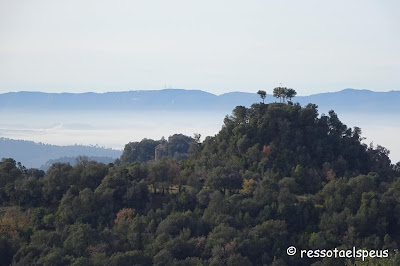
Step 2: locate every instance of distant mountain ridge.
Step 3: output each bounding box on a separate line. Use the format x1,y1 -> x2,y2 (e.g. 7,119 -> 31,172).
0,88 -> 399,113
0,89 -> 225,111
302,89 -> 400,113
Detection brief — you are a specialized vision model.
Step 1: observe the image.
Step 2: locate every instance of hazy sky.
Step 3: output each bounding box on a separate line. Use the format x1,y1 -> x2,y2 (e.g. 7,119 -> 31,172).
0,0 -> 399,95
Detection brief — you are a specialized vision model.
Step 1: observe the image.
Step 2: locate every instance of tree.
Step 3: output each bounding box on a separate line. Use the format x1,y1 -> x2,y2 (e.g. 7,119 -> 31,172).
273,87 -> 285,103
285,88 -> 297,102
148,159 -> 170,194
166,134 -> 193,160
273,87 -> 296,103
231,106 -> 248,124
120,138 -> 162,164
193,133 -> 201,144
189,133 -> 202,157
0,158 -> 23,201
257,90 -> 267,103
41,163 -> 73,204
63,223 -> 96,257
205,166 -> 243,194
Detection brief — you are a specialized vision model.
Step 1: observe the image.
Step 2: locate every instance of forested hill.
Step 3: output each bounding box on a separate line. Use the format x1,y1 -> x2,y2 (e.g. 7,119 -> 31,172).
193,103 -> 397,191
0,138 -> 121,168
1,101 -> 400,265
1,89 -> 399,113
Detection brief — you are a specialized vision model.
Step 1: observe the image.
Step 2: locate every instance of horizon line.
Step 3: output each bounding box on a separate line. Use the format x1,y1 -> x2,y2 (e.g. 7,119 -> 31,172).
1,87 -> 399,97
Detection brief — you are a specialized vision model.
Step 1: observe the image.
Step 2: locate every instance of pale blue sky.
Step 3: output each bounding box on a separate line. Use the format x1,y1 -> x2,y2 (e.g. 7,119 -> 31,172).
0,0 -> 399,95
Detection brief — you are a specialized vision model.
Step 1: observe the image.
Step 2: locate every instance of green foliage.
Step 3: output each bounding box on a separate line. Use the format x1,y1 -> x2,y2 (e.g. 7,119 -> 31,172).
1,99 -> 399,265
108,250 -> 151,266
167,134 -> 193,160
272,87 -> 297,103
63,223 -> 96,257
257,90 -> 266,103
205,165 -> 243,193
120,138 -> 161,164
119,134 -> 194,164
41,163 -> 73,204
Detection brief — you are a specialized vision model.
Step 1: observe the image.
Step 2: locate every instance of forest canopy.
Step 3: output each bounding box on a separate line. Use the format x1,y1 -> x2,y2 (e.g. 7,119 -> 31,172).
1,96 -> 400,265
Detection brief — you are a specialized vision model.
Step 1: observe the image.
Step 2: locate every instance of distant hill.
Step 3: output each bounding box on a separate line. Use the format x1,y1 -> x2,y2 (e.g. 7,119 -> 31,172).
0,89 -> 234,111
0,88 -> 399,114
299,89 -> 400,114
0,138 -> 122,169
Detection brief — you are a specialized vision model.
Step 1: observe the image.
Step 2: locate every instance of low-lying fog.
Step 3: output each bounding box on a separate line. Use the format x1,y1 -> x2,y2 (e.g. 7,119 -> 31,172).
337,112 -> 400,164
0,110 -> 227,150
1,110 -> 399,164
